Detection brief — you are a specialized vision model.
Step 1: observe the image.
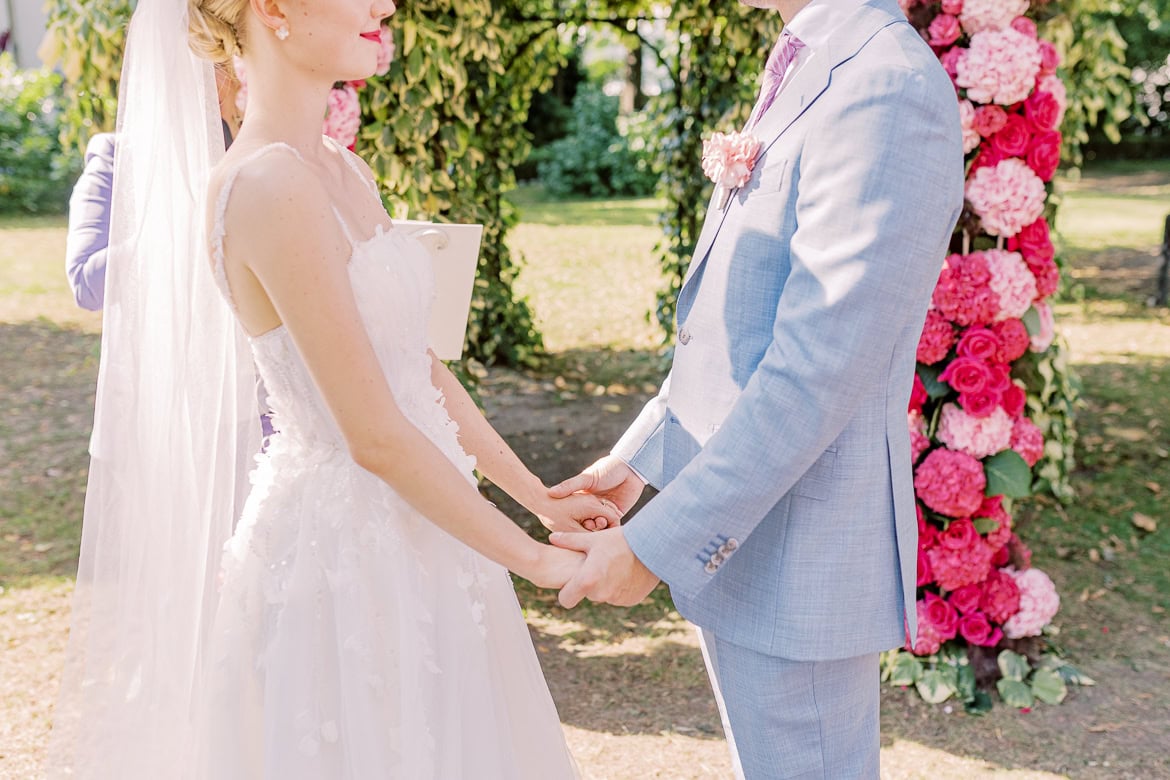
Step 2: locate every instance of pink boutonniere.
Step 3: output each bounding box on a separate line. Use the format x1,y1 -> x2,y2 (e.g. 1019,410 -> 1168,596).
702,131 -> 762,210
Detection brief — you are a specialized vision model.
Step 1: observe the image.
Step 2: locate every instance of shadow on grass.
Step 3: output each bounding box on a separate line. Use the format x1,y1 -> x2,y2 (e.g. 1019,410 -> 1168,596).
0,321 -> 98,586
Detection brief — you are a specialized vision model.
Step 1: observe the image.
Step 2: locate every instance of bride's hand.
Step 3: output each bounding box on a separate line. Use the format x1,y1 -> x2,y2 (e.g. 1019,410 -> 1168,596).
533,491 -> 621,534
523,544 -> 586,590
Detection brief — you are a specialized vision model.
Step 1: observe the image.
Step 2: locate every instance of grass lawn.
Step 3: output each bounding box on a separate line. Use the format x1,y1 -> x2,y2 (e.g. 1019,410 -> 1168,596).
1,160 -> 1169,778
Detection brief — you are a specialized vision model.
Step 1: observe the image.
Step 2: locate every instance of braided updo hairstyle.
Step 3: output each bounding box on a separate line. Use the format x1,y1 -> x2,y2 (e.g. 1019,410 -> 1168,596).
187,0 -> 250,65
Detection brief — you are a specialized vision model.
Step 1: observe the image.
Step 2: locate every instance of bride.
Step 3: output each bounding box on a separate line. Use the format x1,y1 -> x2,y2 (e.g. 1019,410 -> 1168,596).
47,0 -> 615,776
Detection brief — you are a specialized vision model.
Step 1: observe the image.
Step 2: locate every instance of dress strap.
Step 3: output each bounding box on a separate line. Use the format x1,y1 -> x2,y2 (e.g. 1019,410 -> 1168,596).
323,134 -> 382,206
209,142 -> 304,313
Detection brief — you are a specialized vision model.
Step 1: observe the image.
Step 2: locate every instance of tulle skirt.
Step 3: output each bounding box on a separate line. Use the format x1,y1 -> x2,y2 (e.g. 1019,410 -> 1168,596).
195,434 -> 578,779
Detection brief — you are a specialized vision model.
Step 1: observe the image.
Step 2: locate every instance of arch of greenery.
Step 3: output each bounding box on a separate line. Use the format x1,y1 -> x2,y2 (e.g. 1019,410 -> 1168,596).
44,0 -> 1135,367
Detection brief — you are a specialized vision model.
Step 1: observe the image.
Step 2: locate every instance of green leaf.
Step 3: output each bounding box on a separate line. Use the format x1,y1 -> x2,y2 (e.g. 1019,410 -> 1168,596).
997,679 -> 1035,708
1022,306 -> 1042,337
1031,669 -> 1068,705
916,669 -> 957,704
997,650 -> 1031,682
964,690 -> 993,715
984,450 -> 1033,498
1055,662 -> 1097,687
956,663 -> 977,702
888,652 -> 924,687
973,516 -> 1001,535
917,362 -> 951,400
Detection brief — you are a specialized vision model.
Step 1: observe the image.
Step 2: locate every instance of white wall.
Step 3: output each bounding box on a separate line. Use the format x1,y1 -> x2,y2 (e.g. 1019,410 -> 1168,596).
1,0 -> 48,70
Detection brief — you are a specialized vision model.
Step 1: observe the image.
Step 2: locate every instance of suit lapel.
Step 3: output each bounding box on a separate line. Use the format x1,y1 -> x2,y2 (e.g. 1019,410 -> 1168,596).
677,0 -> 905,307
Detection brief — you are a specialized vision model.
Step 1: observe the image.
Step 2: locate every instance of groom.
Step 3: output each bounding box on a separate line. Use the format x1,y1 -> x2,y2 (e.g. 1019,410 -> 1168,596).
549,0 -> 964,775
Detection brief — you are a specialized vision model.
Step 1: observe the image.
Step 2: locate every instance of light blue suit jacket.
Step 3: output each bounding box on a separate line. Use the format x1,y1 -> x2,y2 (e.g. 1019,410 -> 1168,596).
614,0 -> 964,662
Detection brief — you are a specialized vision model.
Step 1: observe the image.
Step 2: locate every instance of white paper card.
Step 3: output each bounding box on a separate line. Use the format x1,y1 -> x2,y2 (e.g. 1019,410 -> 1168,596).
396,220 -> 484,361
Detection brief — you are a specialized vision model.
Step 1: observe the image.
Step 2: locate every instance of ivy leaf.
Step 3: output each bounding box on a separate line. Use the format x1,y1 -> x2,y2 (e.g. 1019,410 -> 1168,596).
1031,669 -> 1069,705
997,679 -> 1035,709
1055,662 -> 1097,687
984,450 -> 1033,498
956,662 -> 977,702
997,649 -> 1031,682
888,652 -> 924,687
1022,305 -> 1042,336
916,669 -> 957,704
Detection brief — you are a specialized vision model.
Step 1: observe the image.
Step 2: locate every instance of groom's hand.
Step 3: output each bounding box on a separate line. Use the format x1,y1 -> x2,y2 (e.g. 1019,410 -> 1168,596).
550,527 -> 659,608
548,455 -> 645,516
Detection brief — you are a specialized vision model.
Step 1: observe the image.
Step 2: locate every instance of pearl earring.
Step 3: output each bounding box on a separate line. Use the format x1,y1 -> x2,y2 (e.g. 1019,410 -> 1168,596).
275,24 -> 290,41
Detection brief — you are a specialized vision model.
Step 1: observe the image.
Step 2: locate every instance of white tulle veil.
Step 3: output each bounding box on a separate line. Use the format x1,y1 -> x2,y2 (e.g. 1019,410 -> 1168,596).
47,0 -> 259,774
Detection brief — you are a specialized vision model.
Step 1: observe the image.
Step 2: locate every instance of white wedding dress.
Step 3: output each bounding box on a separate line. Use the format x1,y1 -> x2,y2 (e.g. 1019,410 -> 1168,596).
196,139 -> 578,779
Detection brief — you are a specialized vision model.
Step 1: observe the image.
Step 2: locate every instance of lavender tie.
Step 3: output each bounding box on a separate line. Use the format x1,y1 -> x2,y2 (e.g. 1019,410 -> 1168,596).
746,32 -> 806,131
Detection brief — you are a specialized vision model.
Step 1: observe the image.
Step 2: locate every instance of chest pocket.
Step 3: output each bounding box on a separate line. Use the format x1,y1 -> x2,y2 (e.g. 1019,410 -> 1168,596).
738,157 -> 790,204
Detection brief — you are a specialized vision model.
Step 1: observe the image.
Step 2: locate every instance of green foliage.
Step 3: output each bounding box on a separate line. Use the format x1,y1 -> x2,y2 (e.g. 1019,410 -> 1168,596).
1015,335 -> 1080,501
0,55 -> 80,214
535,85 -> 658,199
40,0 -> 133,156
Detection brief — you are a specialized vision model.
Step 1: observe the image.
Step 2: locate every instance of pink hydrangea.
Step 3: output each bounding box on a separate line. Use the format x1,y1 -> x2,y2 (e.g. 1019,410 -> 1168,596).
981,568 -> 1022,623
958,99 -> 981,153
929,522 -> 995,590
918,307 -> 957,363
940,46 -> 964,82
985,249 -> 1038,319
1003,566 -> 1060,638
1030,300 -> 1055,352
915,448 -> 987,517
375,27 -> 396,76
323,84 -> 362,149
965,158 -> 1047,237
910,410 -> 931,464
1011,416 -> 1045,466
957,27 -> 1042,105
942,0 -> 964,13
938,402 -> 1013,456
958,0 -> 1029,34
991,318 -> 1031,362
909,600 -> 944,655
932,253 -> 1001,326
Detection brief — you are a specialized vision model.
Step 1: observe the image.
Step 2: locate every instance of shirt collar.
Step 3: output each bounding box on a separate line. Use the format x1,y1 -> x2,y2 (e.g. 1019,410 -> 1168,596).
783,0 -> 870,53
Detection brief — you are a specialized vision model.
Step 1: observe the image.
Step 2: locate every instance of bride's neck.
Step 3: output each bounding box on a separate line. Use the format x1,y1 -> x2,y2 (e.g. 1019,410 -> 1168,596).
236,60 -> 334,159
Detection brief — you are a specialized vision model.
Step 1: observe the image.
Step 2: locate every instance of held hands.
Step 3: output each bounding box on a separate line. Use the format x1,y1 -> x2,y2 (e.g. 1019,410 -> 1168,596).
533,491 -> 621,534
549,527 -> 660,608
548,455 -> 645,516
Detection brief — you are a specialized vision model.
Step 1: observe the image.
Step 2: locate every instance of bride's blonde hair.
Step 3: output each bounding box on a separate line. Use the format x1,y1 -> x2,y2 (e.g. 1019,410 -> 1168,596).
187,0 -> 249,64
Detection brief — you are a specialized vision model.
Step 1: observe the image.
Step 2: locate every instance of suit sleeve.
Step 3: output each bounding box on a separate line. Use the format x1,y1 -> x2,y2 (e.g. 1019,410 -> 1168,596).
611,371 -> 672,489
623,64 -> 965,600
65,134 -> 116,311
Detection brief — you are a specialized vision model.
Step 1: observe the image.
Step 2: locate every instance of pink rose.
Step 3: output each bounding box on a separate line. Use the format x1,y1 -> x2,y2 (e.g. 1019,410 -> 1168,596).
1012,217 -> 1055,263
959,611 -> 1003,646
971,144 -> 1005,172
702,131 -> 762,190
973,105 -> 1009,137
1010,17 -> 1038,38
949,583 -> 983,615
940,356 -> 992,394
917,547 -> 935,586
1038,40 -> 1061,75
915,448 -> 988,518
977,495 -> 1013,550
942,0 -> 963,13
1025,91 -> 1062,132
918,308 -> 957,364
910,373 -> 929,413
940,46 -> 964,81
982,568 -> 1023,623
991,113 -> 1032,157
939,517 -> 979,550
910,410 -> 931,464
909,602 -> 943,656
956,326 -> 1001,361
924,592 -> 960,640
1026,130 -> 1062,181
959,390 -> 999,417
990,318 -> 1031,362
930,14 -> 963,47
987,362 -> 1012,392
1000,382 -> 1026,418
